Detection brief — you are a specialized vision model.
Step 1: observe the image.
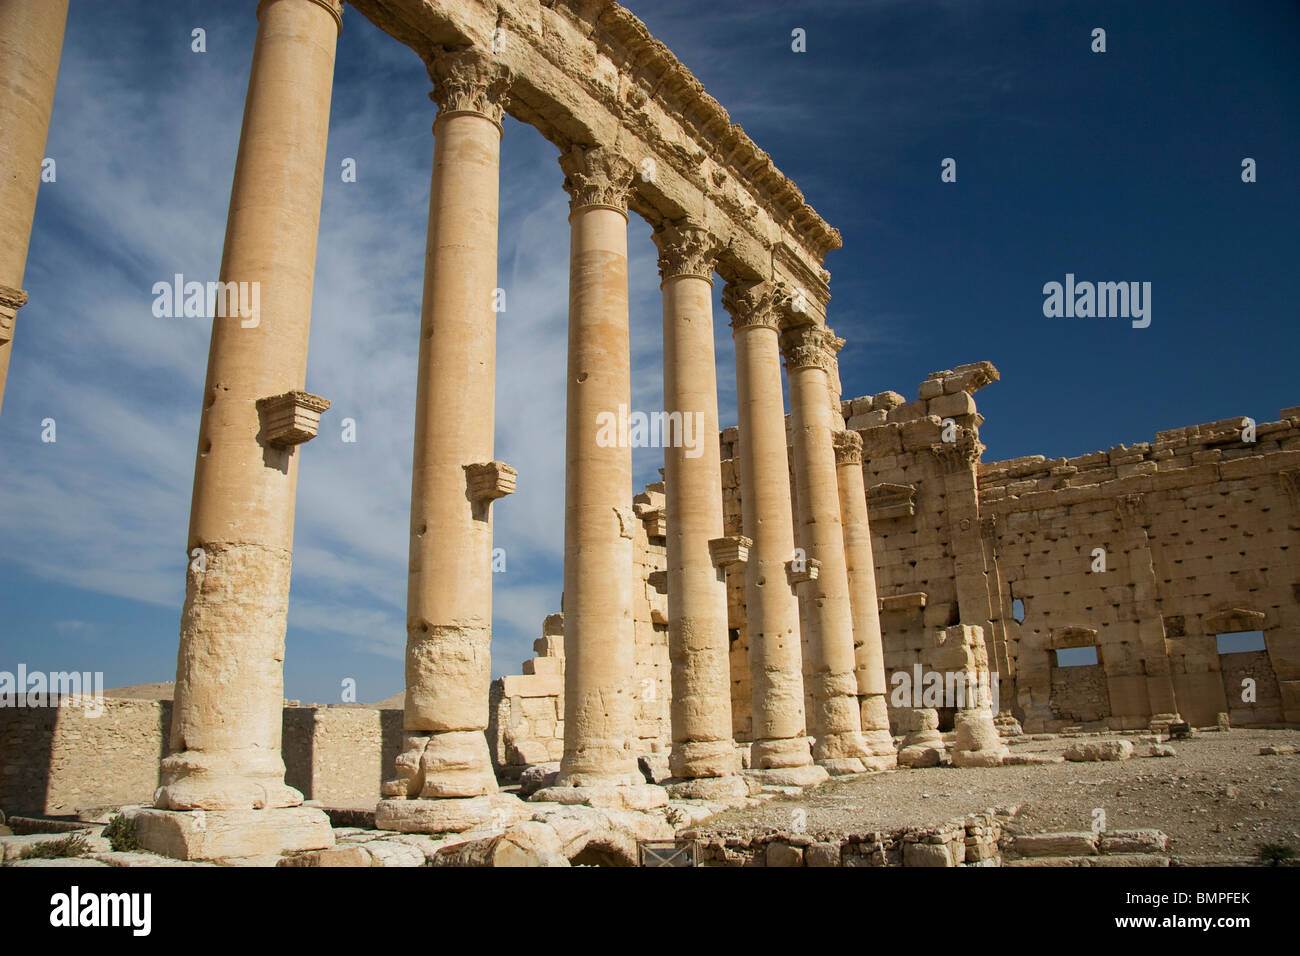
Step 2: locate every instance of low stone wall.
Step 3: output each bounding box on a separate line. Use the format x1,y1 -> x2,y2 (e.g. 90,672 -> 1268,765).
684,812 -> 1003,867
0,698 -> 169,815
1,700 -> 403,816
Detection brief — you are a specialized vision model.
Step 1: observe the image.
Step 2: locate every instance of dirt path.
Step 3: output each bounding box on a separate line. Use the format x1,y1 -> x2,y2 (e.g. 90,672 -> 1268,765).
692,729 -> 1300,861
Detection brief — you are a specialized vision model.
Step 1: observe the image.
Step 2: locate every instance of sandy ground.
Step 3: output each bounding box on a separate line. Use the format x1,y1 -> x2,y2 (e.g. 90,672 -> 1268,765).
693,728 -> 1300,861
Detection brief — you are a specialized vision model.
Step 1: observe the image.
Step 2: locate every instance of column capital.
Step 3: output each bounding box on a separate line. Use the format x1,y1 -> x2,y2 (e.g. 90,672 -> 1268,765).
652,219 -> 717,284
558,144 -> 634,216
427,49 -> 512,126
258,0 -> 343,33
930,428 -> 985,473
832,429 -> 863,466
779,323 -> 842,374
721,279 -> 781,334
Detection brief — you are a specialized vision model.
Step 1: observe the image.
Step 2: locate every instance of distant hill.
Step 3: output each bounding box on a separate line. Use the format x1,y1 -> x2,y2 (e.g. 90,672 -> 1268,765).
104,681 -> 174,700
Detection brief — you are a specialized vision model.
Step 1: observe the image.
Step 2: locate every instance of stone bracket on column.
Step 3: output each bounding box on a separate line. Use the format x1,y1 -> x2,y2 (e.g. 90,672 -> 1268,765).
785,556 -> 821,585
0,285 -> 29,344
256,390 -> 330,447
614,504 -> 637,539
708,535 -> 751,569
647,569 -> 668,594
465,460 -> 518,502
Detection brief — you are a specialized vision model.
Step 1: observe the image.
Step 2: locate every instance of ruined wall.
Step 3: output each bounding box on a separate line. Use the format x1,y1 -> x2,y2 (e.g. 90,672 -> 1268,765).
282,706 -> 404,808
0,699 -> 169,815
979,406 -> 1300,730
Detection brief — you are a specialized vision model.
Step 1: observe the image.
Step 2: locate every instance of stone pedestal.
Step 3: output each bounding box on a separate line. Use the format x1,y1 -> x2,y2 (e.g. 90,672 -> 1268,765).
384,49 -> 513,822
950,708 -> 1009,767
723,281 -> 813,772
0,0 -> 68,417
653,220 -> 739,784
555,144 -> 640,789
154,0 -> 341,838
781,322 -> 872,773
135,807 -> 334,862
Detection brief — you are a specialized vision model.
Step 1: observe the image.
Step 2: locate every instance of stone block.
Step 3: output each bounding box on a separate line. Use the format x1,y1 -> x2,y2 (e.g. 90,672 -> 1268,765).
134,807 -> 334,861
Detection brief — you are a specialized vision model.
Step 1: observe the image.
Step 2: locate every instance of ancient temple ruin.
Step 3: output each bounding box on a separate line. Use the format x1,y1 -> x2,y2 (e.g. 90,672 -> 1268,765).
1,0 -> 1295,864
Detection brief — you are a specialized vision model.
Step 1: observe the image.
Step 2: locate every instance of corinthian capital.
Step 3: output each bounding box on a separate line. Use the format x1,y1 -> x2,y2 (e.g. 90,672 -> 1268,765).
832,429 -> 863,466
427,49 -> 512,124
652,220 -> 717,283
779,323 -> 840,374
558,144 -> 635,212
721,280 -> 781,333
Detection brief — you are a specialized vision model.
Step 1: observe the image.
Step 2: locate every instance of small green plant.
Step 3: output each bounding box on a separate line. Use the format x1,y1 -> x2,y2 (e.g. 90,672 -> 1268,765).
21,833 -> 91,860
1257,843 -> 1295,866
104,814 -> 139,852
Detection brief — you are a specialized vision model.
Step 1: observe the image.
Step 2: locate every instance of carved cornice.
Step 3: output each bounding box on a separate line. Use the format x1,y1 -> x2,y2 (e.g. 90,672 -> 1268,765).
832,429 -> 862,466
427,49 -> 512,126
652,220 -> 717,283
559,144 -> 635,214
722,280 -> 781,334
779,324 -> 838,374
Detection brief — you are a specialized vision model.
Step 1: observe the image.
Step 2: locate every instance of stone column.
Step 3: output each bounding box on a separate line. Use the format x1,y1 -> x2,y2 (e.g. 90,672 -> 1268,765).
781,321 -> 872,773
652,220 -> 743,799
0,0 -> 69,418
722,281 -> 824,787
375,50 -> 518,835
137,0 -> 343,861
533,144 -> 665,810
833,429 -> 897,769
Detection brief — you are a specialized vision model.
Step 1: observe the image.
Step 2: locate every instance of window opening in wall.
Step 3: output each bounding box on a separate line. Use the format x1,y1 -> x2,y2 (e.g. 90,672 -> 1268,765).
1055,646 -> 1098,667
1216,631 -> 1265,654
1012,598 -> 1025,623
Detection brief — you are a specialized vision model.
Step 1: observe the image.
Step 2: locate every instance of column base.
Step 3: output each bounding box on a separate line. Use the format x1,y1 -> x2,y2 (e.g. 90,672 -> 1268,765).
664,774 -> 756,801
155,749 -> 304,811
382,731 -> 498,799
950,708 -> 1010,768
861,728 -> 899,758
813,729 -> 875,767
750,736 -> 815,770
818,757 -> 868,775
374,793 -> 531,834
669,739 -> 741,779
529,784 -> 668,811
134,807 -> 333,861
1148,713 -> 1181,734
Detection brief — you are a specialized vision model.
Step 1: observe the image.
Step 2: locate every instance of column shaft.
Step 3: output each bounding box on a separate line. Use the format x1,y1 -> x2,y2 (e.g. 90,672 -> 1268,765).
158,0 -> 341,812
557,145 -> 639,788
782,323 -> 871,772
726,283 -> 811,770
390,50 -> 511,804
654,222 -> 737,781
834,429 -> 897,764
0,0 -> 69,417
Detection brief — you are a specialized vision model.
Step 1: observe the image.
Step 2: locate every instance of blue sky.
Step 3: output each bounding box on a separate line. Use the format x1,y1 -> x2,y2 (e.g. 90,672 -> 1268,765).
0,0 -> 1296,705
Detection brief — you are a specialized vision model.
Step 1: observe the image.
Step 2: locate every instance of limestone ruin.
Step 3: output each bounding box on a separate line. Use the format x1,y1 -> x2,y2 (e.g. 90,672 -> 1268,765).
0,0 -> 1296,867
